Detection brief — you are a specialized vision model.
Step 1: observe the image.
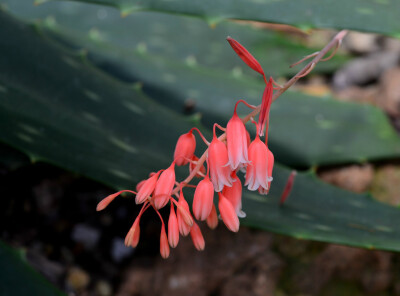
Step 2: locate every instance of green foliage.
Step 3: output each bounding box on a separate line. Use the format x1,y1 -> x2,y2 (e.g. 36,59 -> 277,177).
2,11 -> 400,253
3,1 -> 399,167
2,0 -> 348,77
45,0 -> 400,35
0,241 -> 65,296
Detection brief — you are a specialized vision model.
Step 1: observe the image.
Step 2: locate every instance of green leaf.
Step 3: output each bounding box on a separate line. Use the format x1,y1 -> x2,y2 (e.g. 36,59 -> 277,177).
44,0 -> 400,36
0,241 -> 65,296
245,166 -> 400,251
1,0 -> 347,77
30,24 -> 400,167
2,11 -> 400,252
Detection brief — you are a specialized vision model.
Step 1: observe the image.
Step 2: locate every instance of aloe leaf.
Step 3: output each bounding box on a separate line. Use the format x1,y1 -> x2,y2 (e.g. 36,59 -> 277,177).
1,0 -> 347,77
1,12 -> 400,252
245,166 -> 400,251
0,241 -> 65,296
28,23 -> 400,167
43,0 -> 400,36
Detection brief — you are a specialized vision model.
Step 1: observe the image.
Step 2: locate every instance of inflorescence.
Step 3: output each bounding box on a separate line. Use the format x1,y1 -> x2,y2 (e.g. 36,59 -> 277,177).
96,33 -> 347,258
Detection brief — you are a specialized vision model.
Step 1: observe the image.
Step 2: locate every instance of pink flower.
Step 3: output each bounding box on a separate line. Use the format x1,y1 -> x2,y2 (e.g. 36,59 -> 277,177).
168,203 -> 179,248
160,223 -> 170,259
222,172 -> 245,218
226,37 -> 265,75
124,202 -> 150,247
153,163 -> 175,209
192,170 -> 214,221
174,131 -> 196,166
267,147 -> 274,191
206,204 -> 218,229
135,171 -> 162,204
176,190 -> 192,236
208,124 -> 233,192
245,125 -> 272,191
189,155 -> 206,178
258,78 -> 273,137
96,190 -> 136,211
190,222 -> 205,251
218,192 -> 239,232
226,101 -> 249,170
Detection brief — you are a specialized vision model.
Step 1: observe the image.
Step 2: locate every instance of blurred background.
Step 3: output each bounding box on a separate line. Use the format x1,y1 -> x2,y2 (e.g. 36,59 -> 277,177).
1,1 -> 400,295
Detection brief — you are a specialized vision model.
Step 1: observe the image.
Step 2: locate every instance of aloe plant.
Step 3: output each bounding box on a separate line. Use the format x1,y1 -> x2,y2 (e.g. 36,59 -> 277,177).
1,11 -> 400,253
45,0 -> 400,36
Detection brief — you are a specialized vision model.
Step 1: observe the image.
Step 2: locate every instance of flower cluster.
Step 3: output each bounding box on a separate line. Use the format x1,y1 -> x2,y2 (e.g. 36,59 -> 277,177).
97,37 -> 278,258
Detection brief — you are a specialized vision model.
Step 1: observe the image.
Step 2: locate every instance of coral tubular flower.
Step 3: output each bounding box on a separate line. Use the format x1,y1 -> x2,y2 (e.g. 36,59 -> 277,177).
280,170 -> 297,205
160,224 -> 170,259
173,131 -> 196,166
153,163 -> 176,209
218,192 -> 239,232
96,190 -> 137,211
226,100 -> 250,170
222,172 -> 246,218
226,37 -> 264,75
208,124 -> 234,192
176,190 -> 192,236
135,171 -> 162,204
258,78 -> 273,137
206,204 -> 218,229
245,123 -> 272,191
267,147 -> 274,191
189,155 -> 206,178
168,203 -> 179,248
124,202 -> 150,247
192,162 -> 214,221
190,222 -> 205,251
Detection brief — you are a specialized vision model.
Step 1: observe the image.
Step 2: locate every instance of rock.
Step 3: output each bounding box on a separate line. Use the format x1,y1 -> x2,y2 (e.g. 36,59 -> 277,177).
334,85 -> 378,105
318,164 -> 374,193
371,165 -> 400,205
333,52 -> 399,90
343,31 -> 379,54
377,67 -> 400,117
95,280 -> 113,296
111,237 -> 134,263
71,223 -> 100,249
116,227 -> 283,296
66,267 -> 90,292
295,245 -> 393,295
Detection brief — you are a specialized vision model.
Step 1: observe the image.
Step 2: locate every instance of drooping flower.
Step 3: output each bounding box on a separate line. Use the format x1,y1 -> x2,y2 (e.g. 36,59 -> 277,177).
124,202 -> 150,248
160,224 -> 170,259
190,222 -> 205,251
135,171 -> 162,204
96,189 -> 137,211
189,155 -> 206,178
168,203 -> 179,248
258,78 -> 273,137
222,172 -> 245,218
226,101 -> 249,170
176,189 -> 192,236
218,192 -> 239,232
226,37 -> 265,76
153,163 -> 175,209
208,124 -> 234,192
280,170 -> 297,205
206,204 -> 218,229
192,161 -> 214,221
245,123 -> 272,191
267,147 -> 274,191
174,131 -> 196,166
